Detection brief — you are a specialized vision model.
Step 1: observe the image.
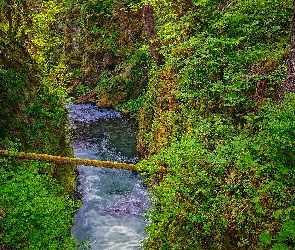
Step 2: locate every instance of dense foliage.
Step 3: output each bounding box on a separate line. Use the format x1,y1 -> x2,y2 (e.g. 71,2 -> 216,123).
136,0 -> 295,249
139,95 -> 295,249
1,0 -> 295,249
0,1 -> 82,248
0,157 -> 79,249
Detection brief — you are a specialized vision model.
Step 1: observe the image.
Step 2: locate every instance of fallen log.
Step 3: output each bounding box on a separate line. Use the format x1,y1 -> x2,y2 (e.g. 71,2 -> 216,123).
0,150 -> 137,171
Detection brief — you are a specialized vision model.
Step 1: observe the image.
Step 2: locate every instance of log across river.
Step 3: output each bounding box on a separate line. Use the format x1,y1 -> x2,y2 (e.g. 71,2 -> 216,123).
1,103 -> 150,249
0,150 -> 137,171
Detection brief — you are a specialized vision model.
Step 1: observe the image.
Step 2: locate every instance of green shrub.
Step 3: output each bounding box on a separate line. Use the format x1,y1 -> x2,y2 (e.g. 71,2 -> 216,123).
0,157 -> 81,249
139,94 -> 295,249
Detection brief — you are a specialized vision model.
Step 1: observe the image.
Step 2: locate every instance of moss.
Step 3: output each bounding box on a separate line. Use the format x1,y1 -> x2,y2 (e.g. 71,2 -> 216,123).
0,150 -> 137,171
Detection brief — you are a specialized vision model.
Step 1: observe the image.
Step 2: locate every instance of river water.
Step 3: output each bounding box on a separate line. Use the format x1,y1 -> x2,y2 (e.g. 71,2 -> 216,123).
69,103 -> 148,250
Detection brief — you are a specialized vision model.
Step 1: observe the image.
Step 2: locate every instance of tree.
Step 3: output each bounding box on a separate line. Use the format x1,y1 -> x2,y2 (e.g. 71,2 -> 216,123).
282,0 -> 295,94
142,4 -> 164,65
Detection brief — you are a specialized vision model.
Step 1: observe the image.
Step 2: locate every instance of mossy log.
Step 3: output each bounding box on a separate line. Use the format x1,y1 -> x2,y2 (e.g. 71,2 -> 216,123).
0,150 -> 137,171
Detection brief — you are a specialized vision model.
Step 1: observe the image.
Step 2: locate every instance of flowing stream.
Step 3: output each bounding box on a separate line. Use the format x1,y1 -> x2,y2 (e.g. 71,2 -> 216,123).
69,103 -> 148,250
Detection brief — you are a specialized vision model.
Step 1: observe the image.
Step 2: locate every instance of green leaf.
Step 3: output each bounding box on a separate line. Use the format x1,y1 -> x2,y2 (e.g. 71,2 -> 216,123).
271,243 -> 289,250
259,232 -> 272,245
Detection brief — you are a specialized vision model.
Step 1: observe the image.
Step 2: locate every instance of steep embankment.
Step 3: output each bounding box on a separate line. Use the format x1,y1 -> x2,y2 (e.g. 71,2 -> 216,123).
137,1 -> 295,249
0,3 -> 80,248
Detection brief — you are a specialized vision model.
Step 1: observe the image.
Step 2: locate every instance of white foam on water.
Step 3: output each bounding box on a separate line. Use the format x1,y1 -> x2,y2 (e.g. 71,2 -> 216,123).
88,222 -> 146,250
68,103 -> 123,123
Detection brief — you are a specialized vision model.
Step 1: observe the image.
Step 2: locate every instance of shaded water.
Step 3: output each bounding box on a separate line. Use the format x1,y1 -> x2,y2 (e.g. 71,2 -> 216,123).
69,103 -> 148,250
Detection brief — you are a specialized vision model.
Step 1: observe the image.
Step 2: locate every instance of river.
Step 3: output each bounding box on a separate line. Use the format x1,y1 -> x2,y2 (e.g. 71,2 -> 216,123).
69,103 -> 148,250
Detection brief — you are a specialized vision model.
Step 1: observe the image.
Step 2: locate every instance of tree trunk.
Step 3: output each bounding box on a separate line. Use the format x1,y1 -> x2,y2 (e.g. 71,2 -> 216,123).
142,4 -> 164,65
6,0 -> 13,38
282,0 -> 295,93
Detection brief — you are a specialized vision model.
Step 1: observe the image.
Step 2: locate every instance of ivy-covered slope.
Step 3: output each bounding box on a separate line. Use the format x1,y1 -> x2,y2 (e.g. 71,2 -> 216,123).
0,1 -> 81,249
0,43 -> 80,249
136,0 -> 295,249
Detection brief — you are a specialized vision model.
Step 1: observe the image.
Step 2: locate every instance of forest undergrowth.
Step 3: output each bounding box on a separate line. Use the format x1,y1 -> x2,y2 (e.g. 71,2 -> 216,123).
0,0 -> 295,249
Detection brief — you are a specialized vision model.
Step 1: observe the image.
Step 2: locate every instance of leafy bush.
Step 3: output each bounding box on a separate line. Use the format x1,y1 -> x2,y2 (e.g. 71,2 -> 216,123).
139,94 -> 295,249
119,92 -> 147,114
134,5 -> 295,248
0,157 -> 82,249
